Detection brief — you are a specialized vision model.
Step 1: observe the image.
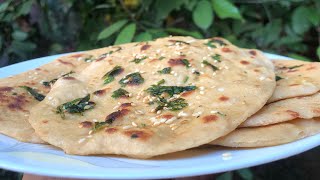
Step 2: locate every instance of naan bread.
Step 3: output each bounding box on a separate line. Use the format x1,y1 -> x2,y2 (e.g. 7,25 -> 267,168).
241,92 -> 320,127
268,60 -> 320,103
0,45 -> 125,143
211,117 -> 320,147
29,36 -> 275,158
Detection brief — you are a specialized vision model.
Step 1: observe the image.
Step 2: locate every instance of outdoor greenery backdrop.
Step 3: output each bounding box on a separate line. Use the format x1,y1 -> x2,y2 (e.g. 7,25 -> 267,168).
0,0 -> 320,67
0,0 -> 320,179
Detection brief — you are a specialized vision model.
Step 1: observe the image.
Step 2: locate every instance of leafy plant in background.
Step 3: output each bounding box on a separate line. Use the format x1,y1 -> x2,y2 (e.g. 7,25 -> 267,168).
0,0 -> 320,67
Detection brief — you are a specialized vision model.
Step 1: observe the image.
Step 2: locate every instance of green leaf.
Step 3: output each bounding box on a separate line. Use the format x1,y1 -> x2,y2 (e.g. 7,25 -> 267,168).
287,53 -> 312,62
166,28 -> 203,38
12,31 -> 28,41
306,8 -> 320,26
10,41 -> 36,52
97,19 -> 128,41
211,0 -> 242,20
114,23 -> 136,45
0,35 -> 2,50
154,0 -> 185,20
148,29 -> 169,38
237,168 -> 253,180
192,0 -> 213,30
216,172 -> 233,180
17,0 -> 34,16
316,46 -> 320,60
291,6 -> 311,35
134,32 -> 153,42
0,1 -> 10,13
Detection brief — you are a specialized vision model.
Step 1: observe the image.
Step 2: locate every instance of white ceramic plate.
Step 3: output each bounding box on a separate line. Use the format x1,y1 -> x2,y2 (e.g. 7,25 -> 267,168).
0,53 -> 319,180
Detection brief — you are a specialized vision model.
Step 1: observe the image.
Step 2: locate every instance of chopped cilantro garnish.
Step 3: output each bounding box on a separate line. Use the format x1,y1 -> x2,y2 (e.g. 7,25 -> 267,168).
92,121 -> 108,132
102,66 -> 123,84
56,94 -> 95,119
42,71 -> 75,87
159,56 -> 166,60
131,56 -> 148,64
212,39 -> 227,46
183,76 -> 189,83
288,65 -> 303,69
146,85 -> 196,97
202,60 -> 219,71
20,86 -> 45,101
170,40 -> 190,45
211,54 -> 221,62
276,75 -> 284,81
157,79 -> 166,85
181,59 -> 191,68
204,40 -> 217,48
119,72 -> 144,87
158,67 -> 172,74
111,88 -> 130,99
204,39 -> 227,48
155,97 -> 188,111
99,47 -> 122,58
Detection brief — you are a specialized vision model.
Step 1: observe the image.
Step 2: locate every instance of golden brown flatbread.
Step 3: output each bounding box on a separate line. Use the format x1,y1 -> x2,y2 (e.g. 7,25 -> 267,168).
0,45 -> 126,143
29,36 -> 275,158
268,60 -> 320,103
241,92 -> 320,127
211,117 -> 320,147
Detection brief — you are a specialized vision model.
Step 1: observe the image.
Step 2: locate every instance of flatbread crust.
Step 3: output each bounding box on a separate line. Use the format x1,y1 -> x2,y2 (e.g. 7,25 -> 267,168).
241,92 -> 320,127
268,60 -> 320,103
29,36 -> 275,158
0,45 -> 126,143
211,117 -> 320,147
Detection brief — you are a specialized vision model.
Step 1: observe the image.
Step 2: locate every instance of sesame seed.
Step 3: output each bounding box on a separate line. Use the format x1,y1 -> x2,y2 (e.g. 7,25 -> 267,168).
153,121 -> 161,126
173,73 -> 178,76
192,111 -> 202,117
92,119 -> 98,122
48,96 -> 53,100
217,87 -> 224,92
87,135 -> 92,138
171,126 -> 178,130
165,117 -> 177,124
88,130 -> 93,135
259,76 -> 266,80
113,105 -> 120,110
201,64 -> 205,68
169,123 -> 176,128
78,138 -> 86,144
123,125 -> 132,130
132,122 -> 138,127
199,86 -> 205,90
156,110 -> 162,114
200,91 -> 204,95
202,57 -> 207,60
178,111 -> 188,117
210,110 -> 218,114
135,110 -> 144,115
159,118 -> 167,123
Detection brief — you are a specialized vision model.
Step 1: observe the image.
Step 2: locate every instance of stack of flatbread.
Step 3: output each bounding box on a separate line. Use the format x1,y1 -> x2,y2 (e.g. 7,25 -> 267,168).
211,60 -> 320,147
0,36 -> 319,158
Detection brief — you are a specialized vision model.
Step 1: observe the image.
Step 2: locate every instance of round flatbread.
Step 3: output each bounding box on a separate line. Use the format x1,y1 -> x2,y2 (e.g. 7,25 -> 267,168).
241,92 -> 320,127
0,45 -> 123,143
29,36 -> 275,158
268,60 -> 320,103
211,117 -> 320,147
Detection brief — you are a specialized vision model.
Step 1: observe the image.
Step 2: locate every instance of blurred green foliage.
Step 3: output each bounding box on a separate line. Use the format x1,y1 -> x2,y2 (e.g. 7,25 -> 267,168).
0,0 -> 319,67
